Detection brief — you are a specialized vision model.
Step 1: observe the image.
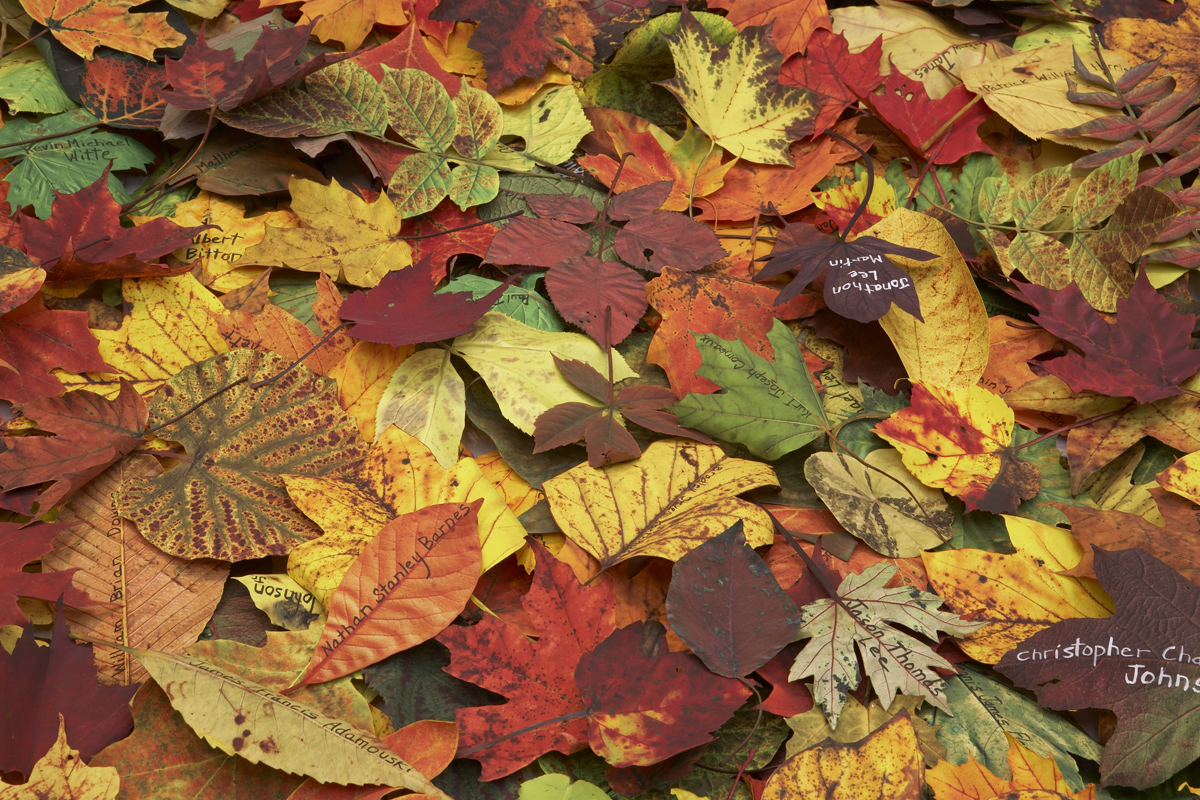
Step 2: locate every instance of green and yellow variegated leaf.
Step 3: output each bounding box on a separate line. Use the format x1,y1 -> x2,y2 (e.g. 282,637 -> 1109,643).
375,348 -> 465,469
1010,231 -> 1070,289
388,152 -> 453,217
220,61 -> 388,139
1013,165 -> 1070,230
978,177 -> 1014,226
452,85 -> 502,159
380,66 -> 456,151
1073,149 -> 1142,228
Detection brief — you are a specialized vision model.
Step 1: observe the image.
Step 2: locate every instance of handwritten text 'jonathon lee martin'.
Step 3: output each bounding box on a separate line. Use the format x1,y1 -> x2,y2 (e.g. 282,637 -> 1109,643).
1015,636 -> 1200,692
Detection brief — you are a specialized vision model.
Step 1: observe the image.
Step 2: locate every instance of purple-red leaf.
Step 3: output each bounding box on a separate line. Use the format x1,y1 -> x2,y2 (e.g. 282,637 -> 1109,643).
607,180 -> 672,221
526,194 -> 597,224
484,216 -> 592,267
340,259 -> 510,346
614,213 -> 727,273
545,256 -> 648,347
0,522 -> 98,628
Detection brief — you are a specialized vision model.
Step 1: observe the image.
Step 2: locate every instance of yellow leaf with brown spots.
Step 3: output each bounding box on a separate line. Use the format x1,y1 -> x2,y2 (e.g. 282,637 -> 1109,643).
242,177 -> 412,288
867,209 -> 989,393
1157,450 -> 1200,505
329,340 -> 414,441
874,381 -> 1042,514
286,426 -> 526,607
168,192 -> 300,293
761,711 -> 924,800
57,273 -> 227,398
1104,7 -> 1200,90
926,732 -> 1098,800
542,439 -> 778,570
0,717 -> 119,800
922,516 -> 1114,664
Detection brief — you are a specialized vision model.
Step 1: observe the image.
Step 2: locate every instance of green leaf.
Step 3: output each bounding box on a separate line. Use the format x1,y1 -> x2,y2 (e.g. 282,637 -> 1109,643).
518,774 -> 609,800
920,665 -> 1102,792
977,177 -> 1015,226
670,320 -> 829,460
1010,426 -> 1098,526
1009,231 -> 1071,290
452,84 -> 503,159
388,152 -> 453,217
219,61 -> 389,139
381,66 -> 456,151
0,109 -> 151,219
951,153 -> 1000,223
448,163 -> 500,212
1013,165 -> 1071,229
442,274 -> 565,332
0,49 -> 76,114
1073,147 -> 1143,227
115,349 -> 368,561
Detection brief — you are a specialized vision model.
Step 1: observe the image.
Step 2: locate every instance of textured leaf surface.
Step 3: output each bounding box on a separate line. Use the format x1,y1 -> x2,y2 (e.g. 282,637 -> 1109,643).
19,0 -> 185,60
116,349 -> 367,561
0,521 -> 96,628
1,718 -> 119,800
0,294 -> 109,403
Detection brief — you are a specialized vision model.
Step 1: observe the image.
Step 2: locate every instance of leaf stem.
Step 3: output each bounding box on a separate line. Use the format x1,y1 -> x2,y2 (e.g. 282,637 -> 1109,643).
552,35 -> 601,68
824,131 -> 872,241
248,321 -> 353,389
145,377 -> 249,435
398,210 -> 523,240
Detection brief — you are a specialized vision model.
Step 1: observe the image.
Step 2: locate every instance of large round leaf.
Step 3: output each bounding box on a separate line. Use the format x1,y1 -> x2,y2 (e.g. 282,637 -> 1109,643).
117,349 -> 368,561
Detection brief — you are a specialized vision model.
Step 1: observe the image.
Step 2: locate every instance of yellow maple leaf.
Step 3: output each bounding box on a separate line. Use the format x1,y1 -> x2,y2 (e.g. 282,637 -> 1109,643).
169,192 -> 300,292
58,274 -> 228,398
926,732 -> 1098,799
19,0 -> 186,60
0,717 -> 118,800
259,0 -> 407,50
242,176 -> 412,288
922,516 -> 1114,663
285,426 -> 526,606
543,439 -> 778,570
874,381 -> 1041,514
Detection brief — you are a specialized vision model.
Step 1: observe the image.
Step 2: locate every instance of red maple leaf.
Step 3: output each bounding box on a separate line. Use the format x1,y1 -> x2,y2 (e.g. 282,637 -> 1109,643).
0,600 -> 139,780
1018,272 -> 1200,404
0,294 -> 110,404
0,522 -> 99,628
780,30 -> 884,135
0,383 -> 148,512
438,540 -> 617,779
866,70 -> 991,165
19,173 -> 212,282
339,257 -> 512,346
161,22 -> 351,111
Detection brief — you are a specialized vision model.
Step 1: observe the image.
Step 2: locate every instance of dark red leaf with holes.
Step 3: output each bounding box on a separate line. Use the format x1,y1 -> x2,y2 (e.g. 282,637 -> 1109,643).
1018,272 -> 1200,403
19,173 -> 212,282
614,213 -> 727,273
484,216 -> 592,268
575,620 -> 751,767
544,256 -> 647,347
867,72 -> 991,164
340,257 -> 511,346
438,539 -> 617,779
0,600 -> 138,780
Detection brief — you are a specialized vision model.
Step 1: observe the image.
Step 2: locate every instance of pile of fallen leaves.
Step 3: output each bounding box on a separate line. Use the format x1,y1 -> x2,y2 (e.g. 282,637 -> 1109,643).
5,0 -> 1200,797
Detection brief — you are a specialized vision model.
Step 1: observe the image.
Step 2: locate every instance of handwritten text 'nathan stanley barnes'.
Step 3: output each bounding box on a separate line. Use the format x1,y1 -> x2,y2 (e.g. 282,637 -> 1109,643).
318,503 -> 475,659
1016,636 -> 1200,692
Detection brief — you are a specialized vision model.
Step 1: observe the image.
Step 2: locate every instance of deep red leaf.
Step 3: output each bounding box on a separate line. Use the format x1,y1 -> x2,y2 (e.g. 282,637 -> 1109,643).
665,521 -> 801,678
607,181 -> 672,221
575,620 -> 751,767
0,382 -> 148,512
527,194 -> 598,224
614,213 -> 727,274
484,216 -> 592,268
0,294 -> 110,404
439,540 -> 617,779
755,648 -> 815,717
19,173 -> 212,282
340,258 -> 511,346
868,72 -> 991,164
545,256 -> 648,347
779,30 -> 884,134
1051,113 -> 1142,141
0,521 -> 97,628
1018,272 -> 1200,403
0,600 -> 138,780
76,52 -> 168,129
352,19 -> 461,95
401,202 -> 499,274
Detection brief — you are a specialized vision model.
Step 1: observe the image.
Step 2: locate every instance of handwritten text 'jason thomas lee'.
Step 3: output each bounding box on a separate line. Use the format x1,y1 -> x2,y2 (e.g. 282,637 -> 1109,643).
1015,636 -> 1200,691
318,503 -> 473,659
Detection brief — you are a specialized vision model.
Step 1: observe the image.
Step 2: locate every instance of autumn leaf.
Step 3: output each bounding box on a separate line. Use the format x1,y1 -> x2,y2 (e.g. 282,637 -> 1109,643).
298,501 -> 482,686
996,547 -> 1200,789
761,712 -> 924,799
783,695 -> 945,768
115,349 -> 368,561
575,620 -> 751,766
0,293 -> 109,403
0,601 -> 138,779
867,71 -> 991,165
0,521 -> 98,628
19,0 -> 186,60
0,717 -> 119,800
664,521 -> 801,678
659,8 -> 817,164
874,381 -> 1042,514
439,540 -> 617,778
257,0 -> 406,51
543,439 -> 778,571
926,733 -> 1099,800
705,0 -> 830,59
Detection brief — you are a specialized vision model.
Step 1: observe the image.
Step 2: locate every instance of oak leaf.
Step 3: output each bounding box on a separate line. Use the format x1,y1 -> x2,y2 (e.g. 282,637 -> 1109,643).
438,540 -> 617,779
543,439 -> 778,571
658,8 -> 817,165
996,548 -> 1200,789
299,501 -> 482,686
874,382 -> 1042,515
19,0 -> 186,60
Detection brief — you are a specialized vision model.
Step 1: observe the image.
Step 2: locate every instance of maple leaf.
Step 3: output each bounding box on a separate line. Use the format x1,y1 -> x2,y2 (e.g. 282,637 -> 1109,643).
658,8 -> 818,165
5,717 -> 120,800
428,0 -> 599,92
867,70 -> 992,165
161,22 -> 351,111
0,521 -> 98,628
0,601 -> 139,780
438,541 -> 618,779
0,293 -> 109,403
19,171 -> 211,282
340,257 -> 511,346
779,29 -> 883,134
996,547 -> 1200,789
534,355 -> 710,467
788,558 -> 984,729
0,383 -> 147,513
1017,272 -> 1200,404
257,0 -> 408,50
20,0 -> 186,60
926,733 -> 1100,799
705,0 -> 829,60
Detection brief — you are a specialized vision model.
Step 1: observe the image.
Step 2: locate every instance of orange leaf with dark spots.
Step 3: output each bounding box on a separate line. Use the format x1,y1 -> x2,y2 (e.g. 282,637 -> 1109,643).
300,500 -> 483,686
